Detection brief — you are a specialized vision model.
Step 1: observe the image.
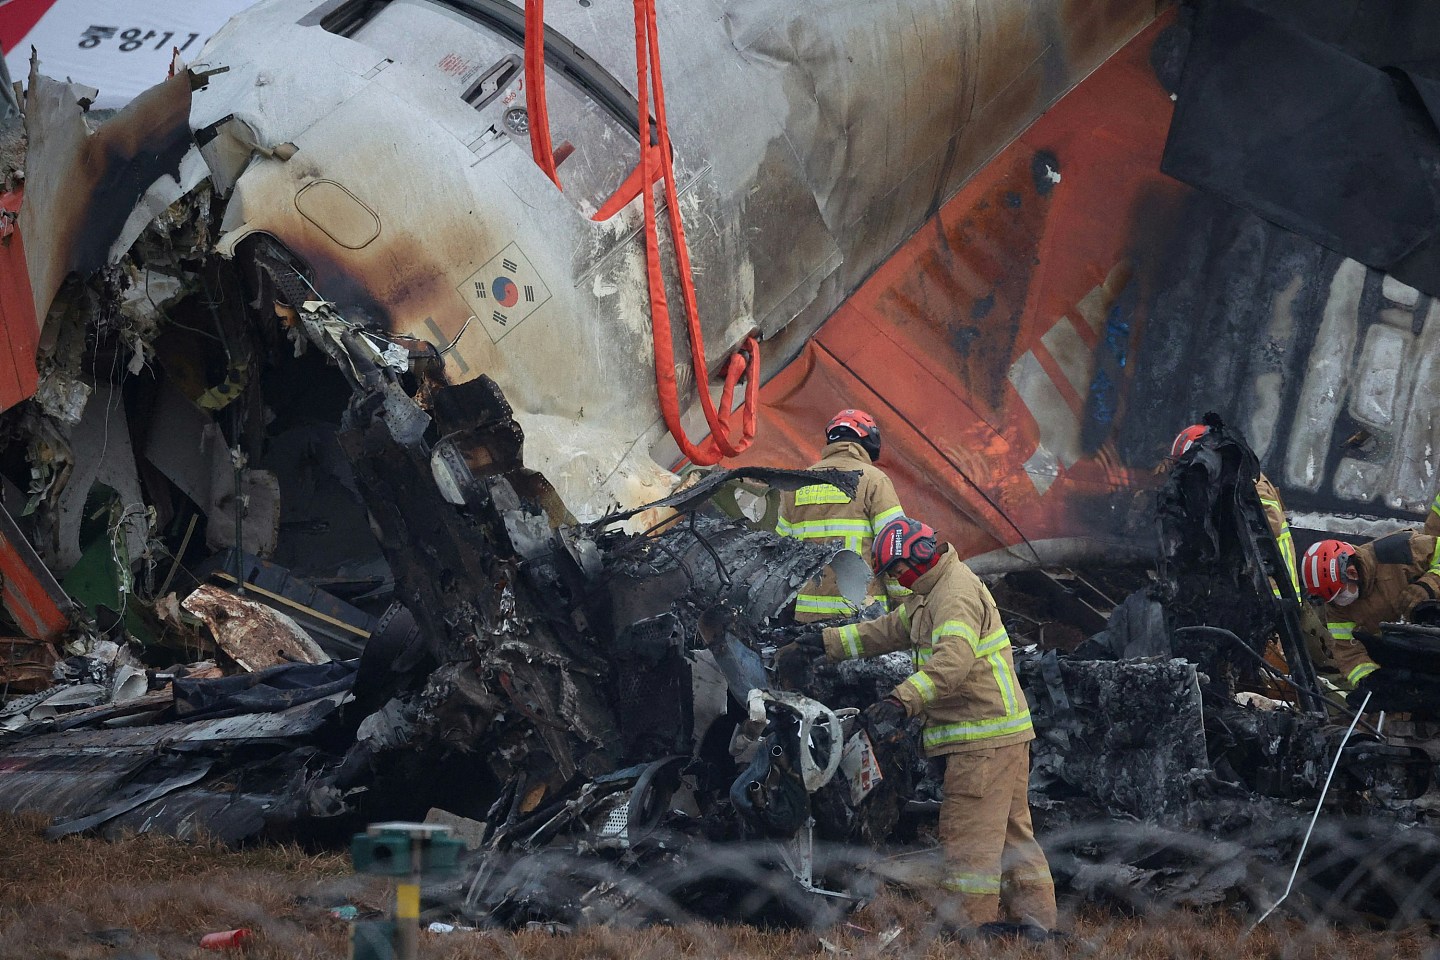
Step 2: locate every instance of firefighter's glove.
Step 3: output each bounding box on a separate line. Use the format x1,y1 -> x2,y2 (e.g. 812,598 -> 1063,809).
1399,583 -> 1438,620
864,696 -> 909,744
774,637 -> 824,688
1346,670 -> 1382,710
1409,599 -> 1440,627
781,624 -> 826,654
865,696 -> 907,726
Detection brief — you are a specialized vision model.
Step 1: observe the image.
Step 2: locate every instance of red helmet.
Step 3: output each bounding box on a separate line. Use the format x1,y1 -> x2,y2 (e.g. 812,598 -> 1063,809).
827,409 -> 881,461
873,517 -> 938,577
1171,424 -> 1210,459
1302,539 -> 1357,603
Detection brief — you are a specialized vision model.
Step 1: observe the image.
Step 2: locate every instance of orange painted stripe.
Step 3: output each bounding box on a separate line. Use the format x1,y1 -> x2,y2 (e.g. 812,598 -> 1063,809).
1029,340 -> 1086,415
1067,310 -> 1102,349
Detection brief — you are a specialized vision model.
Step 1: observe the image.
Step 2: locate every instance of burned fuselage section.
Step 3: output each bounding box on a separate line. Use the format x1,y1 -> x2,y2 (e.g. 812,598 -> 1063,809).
1005,417 -> 1440,919
0,41 -> 921,925
0,276 -> 883,856
7,8 -> 1440,929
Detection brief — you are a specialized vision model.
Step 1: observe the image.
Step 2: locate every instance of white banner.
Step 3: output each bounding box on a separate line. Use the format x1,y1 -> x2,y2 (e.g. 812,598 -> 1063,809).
2,0 -> 263,109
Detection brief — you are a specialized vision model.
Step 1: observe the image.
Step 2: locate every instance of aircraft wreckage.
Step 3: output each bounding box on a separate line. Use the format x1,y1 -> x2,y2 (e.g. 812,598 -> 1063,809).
4,0 -> 1440,933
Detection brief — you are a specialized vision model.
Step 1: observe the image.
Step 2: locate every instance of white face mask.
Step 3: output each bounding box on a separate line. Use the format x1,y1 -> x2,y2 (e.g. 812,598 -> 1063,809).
1333,583 -> 1359,607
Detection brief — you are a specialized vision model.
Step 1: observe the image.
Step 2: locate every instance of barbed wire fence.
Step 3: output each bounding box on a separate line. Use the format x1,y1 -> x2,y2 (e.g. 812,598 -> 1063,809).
388,812 -> 1440,957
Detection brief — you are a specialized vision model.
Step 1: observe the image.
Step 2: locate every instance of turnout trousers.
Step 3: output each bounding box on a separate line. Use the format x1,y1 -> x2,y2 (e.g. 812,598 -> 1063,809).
939,741 -> 1057,928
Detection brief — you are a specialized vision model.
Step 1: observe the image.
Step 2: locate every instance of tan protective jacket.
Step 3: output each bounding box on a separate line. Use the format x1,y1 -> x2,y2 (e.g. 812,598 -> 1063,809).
1255,473 -> 1300,597
1321,532 -> 1440,686
821,546 -> 1033,757
777,441 -> 904,621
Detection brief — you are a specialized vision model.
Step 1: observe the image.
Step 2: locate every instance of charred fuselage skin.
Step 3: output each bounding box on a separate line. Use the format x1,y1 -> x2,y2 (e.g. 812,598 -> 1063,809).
118,0 -> 1159,521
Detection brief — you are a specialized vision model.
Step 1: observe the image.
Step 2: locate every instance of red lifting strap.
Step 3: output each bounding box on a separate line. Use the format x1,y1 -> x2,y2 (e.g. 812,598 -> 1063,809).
522,0 -> 759,466
523,0 -> 561,187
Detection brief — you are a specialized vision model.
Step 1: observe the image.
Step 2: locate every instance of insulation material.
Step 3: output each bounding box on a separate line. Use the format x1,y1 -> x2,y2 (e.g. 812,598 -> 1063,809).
181,584 -> 329,672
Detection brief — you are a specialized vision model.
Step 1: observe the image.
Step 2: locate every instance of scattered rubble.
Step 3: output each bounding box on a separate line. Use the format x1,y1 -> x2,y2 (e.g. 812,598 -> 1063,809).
2,12 -> 1440,939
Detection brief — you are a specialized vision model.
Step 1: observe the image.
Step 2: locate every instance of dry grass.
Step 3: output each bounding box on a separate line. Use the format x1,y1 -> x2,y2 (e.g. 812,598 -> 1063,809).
0,814 -> 1432,960
0,813 -> 373,959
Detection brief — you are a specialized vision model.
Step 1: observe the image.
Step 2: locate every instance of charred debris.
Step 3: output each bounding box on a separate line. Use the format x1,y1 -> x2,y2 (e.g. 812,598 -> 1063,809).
3,72 -> 1440,931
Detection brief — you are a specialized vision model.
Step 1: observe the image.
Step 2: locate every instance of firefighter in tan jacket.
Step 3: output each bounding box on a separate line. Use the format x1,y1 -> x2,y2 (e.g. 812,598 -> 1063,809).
777,410 -> 905,621
1300,532 -> 1440,686
822,517 -> 1055,932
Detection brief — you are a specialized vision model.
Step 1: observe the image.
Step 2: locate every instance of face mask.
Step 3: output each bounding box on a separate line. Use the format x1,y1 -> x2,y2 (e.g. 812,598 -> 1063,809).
1333,583 -> 1359,607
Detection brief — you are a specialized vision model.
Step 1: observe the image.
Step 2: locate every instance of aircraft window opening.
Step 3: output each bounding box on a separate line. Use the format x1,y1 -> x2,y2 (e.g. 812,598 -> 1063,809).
309,0 -> 650,145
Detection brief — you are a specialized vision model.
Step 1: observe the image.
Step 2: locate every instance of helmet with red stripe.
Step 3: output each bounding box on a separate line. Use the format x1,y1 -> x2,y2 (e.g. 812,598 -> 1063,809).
1170,424 -> 1210,459
827,409 -> 882,462
873,517 -> 938,587
1302,539 -> 1357,603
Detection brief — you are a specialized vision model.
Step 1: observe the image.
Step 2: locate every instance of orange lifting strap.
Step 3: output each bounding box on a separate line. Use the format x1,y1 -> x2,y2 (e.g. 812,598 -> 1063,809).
522,0 -> 759,466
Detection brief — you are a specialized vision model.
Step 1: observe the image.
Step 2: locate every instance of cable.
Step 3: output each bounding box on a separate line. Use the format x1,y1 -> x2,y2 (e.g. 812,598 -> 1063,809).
520,0 -> 760,466
1173,625 -> 1378,736
1248,689 -> 1372,931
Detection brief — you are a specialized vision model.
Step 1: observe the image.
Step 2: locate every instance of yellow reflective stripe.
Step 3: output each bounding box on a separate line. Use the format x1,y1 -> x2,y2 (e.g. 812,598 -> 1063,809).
775,516 -> 795,537
1276,527 -> 1300,594
795,595 -> 883,615
1258,492 -> 1300,593
897,604 -> 912,630
906,671 -> 938,703
932,619 -> 980,648
1430,537 -> 1440,576
912,643 -> 934,666
974,627 -> 1010,658
782,519 -> 871,535
1432,491 -> 1440,517
794,483 -> 851,506
795,596 -> 853,615
837,624 -> 863,658
922,711 -> 1033,747
1006,869 -> 1054,884
776,518 -> 871,553
1348,662 -> 1379,685
1329,621 -> 1355,640
942,874 -> 1002,895
871,505 -> 904,536
987,653 -> 1019,716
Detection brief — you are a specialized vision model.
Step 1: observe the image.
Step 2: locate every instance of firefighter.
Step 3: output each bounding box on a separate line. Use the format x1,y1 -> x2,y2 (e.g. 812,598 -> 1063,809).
1171,424 -> 1300,596
795,516 -> 1056,934
776,409 -> 905,621
1299,531 -> 1440,687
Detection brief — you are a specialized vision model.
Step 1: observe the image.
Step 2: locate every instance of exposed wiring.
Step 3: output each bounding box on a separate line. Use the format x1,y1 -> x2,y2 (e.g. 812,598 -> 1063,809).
290,266 -> 473,358
1174,626 -> 1379,736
